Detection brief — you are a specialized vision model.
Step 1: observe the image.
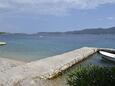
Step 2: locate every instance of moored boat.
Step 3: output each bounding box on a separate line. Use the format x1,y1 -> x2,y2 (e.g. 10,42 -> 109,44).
99,50 -> 115,62
0,42 -> 6,45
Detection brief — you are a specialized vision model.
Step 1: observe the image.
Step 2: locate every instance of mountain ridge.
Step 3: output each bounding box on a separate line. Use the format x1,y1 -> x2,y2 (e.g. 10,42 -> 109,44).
36,26 -> 115,34
0,26 -> 115,35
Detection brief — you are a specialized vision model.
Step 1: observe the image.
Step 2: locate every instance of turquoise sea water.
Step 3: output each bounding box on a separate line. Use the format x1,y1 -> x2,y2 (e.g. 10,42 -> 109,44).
0,34 -> 115,61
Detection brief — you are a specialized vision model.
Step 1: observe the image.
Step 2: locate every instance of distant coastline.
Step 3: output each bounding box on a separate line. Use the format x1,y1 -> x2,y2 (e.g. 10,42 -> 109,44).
1,26 -> 115,35
0,32 -> 7,35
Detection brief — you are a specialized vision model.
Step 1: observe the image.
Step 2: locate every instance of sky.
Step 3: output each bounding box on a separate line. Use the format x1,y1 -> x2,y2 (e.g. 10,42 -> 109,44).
0,0 -> 115,33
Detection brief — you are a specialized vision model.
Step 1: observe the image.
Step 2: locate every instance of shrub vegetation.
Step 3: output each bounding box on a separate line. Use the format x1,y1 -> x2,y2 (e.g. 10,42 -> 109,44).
67,65 -> 115,86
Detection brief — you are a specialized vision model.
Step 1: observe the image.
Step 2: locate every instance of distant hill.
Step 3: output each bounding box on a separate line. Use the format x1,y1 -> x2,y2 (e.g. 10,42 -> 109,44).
1,26 -> 115,35
36,27 -> 115,35
0,32 -> 7,35
65,27 -> 115,34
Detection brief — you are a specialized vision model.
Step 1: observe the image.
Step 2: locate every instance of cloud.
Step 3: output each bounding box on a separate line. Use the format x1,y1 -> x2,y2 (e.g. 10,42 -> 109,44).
106,17 -> 115,20
0,0 -> 115,15
97,16 -> 115,21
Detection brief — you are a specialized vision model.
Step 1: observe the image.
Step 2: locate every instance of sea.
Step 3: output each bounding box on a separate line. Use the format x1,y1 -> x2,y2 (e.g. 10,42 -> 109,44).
0,34 -> 115,62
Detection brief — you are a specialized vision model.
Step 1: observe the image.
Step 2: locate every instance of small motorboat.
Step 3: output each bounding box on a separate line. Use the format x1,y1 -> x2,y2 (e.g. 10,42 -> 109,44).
99,50 -> 115,62
0,42 -> 6,46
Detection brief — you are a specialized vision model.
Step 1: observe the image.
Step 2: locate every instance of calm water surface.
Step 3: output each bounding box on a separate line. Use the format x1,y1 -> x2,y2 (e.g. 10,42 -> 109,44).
0,34 -> 115,61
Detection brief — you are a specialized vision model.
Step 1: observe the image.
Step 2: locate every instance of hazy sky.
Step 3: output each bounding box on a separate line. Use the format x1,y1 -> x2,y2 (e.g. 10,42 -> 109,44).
0,0 -> 115,33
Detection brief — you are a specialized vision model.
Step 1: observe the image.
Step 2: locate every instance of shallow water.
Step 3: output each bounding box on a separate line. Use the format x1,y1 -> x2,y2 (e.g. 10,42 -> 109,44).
0,34 -> 115,61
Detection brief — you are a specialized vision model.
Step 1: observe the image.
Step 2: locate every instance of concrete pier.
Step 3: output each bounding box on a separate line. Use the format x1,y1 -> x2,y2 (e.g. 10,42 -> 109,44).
0,47 -> 98,86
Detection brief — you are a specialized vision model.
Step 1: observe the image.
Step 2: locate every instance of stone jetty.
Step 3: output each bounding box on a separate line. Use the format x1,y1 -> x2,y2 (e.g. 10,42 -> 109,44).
0,47 -> 98,86
0,47 -> 115,86
0,47 -> 114,86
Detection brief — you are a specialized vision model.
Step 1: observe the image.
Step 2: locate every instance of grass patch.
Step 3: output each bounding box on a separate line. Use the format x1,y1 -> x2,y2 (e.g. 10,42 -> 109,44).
67,65 -> 115,86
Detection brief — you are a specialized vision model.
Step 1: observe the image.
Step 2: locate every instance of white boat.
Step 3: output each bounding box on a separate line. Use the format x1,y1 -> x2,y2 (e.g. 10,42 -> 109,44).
99,51 -> 115,62
0,42 -> 6,45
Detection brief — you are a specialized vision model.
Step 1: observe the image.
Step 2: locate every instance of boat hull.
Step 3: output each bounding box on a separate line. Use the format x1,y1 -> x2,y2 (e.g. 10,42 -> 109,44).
99,51 -> 115,62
